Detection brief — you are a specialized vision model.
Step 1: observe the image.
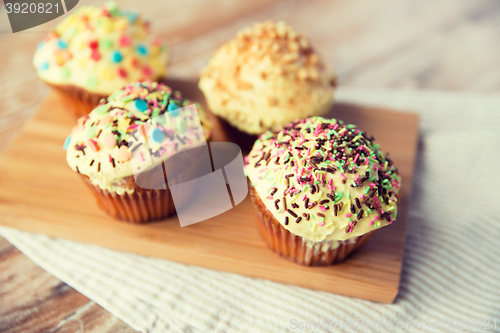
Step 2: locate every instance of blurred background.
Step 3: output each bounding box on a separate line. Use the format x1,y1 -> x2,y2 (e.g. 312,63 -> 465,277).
1,0 -> 500,155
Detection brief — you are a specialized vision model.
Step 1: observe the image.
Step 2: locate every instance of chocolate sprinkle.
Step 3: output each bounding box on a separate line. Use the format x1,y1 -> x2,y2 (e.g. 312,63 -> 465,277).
131,143 -> 143,152
307,202 -> 317,209
355,197 -> 361,209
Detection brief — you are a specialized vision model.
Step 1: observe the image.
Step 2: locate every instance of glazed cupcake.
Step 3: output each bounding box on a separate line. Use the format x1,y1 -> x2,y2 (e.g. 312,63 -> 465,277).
64,81 -> 212,223
245,117 -> 401,266
199,21 -> 335,137
34,2 -> 169,118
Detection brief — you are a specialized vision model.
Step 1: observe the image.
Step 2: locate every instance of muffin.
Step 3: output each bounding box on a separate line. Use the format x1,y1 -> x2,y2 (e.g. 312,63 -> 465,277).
245,117 -> 401,266
34,2 -> 169,118
199,21 -> 335,137
64,81 -> 212,223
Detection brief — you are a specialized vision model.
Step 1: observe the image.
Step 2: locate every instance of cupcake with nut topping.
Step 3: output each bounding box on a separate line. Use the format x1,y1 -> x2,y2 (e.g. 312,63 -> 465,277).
64,81 -> 212,223
199,21 -> 335,141
34,2 -> 169,118
245,117 -> 401,265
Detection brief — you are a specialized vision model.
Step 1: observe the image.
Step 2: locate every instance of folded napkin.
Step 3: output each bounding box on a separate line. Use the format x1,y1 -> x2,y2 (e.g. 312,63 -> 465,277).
2,88 -> 500,333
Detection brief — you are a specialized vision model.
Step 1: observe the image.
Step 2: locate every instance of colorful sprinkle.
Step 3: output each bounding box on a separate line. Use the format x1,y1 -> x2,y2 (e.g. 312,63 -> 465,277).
86,126 -> 96,139
94,104 -> 110,115
103,133 -> 117,148
61,67 -> 70,78
134,99 -> 148,112
110,50 -> 123,63
136,44 -> 148,56
150,128 -> 164,143
57,39 -> 68,49
63,136 -> 71,150
167,102 -> 179,116
87,77 -> 98,87
117,145 -> 130,162
91,50 -> 101,61
119,35 -> 131,47
176,118 -> 187,133
38,62 -> 49,71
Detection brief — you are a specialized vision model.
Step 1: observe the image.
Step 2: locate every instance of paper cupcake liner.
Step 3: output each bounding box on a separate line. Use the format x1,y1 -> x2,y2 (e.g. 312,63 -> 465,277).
80,174 -> 176,224
46,82 -> 107,118
249,183 -> 377,266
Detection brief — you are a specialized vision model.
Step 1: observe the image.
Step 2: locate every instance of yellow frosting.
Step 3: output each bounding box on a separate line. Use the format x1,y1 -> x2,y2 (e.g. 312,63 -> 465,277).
34,2 -> 169,95
199,21 -> 336,135
245,117 -> 401,242
65,81 -> 212,194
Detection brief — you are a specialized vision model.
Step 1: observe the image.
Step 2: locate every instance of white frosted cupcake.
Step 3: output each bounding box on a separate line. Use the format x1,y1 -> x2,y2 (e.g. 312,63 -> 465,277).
245,117 -> 401,265
34,2 -> 169,118
64,81 -> 212,223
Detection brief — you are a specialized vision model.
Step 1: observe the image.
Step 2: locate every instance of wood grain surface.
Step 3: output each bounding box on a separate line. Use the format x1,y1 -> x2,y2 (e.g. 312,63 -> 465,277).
1,0 -> 499,331
0,237 -> 136,333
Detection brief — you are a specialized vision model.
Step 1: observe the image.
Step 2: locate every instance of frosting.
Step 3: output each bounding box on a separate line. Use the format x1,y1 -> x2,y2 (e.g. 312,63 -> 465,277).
245,117 -> 401,242
34,2 -> 168,95
65,81 -> 212,194
199,20 -> 335,134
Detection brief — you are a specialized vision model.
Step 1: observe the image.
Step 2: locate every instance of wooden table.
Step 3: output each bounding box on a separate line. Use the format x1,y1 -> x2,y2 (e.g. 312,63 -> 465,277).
1,0 -> 499,331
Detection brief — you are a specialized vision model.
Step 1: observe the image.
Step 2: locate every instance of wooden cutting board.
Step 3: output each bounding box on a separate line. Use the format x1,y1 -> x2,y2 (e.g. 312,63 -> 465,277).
0,79 -> 419,303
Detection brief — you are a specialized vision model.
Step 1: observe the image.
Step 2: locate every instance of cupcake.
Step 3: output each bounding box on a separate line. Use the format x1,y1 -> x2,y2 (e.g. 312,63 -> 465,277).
64,81 -> 212,223
245,117 -> 401,266
34,2 -> 169,118
199,21 -> 335,137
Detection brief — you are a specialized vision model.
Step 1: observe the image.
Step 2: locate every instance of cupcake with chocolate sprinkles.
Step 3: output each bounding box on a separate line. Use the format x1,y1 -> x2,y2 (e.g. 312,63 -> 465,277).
34,2 -> 169,118
64,81 -> 212,223
199,21 -> 335,138
245,117 -> 401,265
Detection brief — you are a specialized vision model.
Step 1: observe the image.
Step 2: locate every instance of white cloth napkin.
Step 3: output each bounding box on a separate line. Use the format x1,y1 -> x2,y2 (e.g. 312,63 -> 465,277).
2,88 -> 500,333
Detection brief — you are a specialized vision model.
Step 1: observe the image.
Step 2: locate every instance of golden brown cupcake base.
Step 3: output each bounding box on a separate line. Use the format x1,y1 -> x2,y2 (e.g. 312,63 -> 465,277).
80,175 -> 175,224
46,82 -> 107,118
249,183 -> 377,266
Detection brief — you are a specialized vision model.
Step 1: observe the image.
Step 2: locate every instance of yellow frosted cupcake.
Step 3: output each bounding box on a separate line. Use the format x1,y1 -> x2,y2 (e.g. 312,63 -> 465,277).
245,117 -> 401,265
64,81 -> 212,223
34,2 -> 169,118
199,21 -> 335,135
